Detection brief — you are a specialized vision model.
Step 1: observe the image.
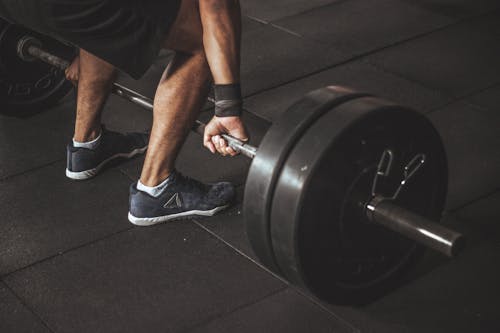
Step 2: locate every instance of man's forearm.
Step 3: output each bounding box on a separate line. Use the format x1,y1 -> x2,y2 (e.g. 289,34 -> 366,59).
199,0 -> 241,84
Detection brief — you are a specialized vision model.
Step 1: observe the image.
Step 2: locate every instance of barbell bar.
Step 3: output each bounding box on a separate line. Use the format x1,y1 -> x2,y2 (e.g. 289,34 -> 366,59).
11,32 -> 465,303
17,35 -> 258,158
17,34 -> 464,255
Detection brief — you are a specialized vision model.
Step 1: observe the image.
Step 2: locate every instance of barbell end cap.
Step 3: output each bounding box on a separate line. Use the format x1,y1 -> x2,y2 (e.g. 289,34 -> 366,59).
449,234 -> 466,257
17,35 -> 42,62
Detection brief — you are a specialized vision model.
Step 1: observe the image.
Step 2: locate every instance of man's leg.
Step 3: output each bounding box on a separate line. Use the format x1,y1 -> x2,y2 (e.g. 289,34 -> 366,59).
129,0 -> 235,225
139,0 -> 210,187
73,49 -> 116,142
66,49 -> 149,180
139,52 -> 210,186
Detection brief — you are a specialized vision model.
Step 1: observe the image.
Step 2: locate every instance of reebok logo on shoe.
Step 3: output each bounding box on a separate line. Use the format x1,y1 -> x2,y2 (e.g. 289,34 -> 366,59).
163,193 -> 182,209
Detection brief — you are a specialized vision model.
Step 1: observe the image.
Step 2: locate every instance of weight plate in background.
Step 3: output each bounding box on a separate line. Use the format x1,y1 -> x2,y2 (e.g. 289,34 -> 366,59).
244,87 -> 371,273
0,19 -> 76,117
270,96 -> 447,304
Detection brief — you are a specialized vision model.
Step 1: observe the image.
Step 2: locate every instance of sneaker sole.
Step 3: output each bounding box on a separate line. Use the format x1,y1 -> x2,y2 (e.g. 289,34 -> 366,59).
128,205 -> 229,226
66,146 -> 147,180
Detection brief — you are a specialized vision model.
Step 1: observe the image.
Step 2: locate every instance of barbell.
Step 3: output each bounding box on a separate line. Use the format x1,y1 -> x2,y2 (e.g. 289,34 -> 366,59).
1,21 -> 465,304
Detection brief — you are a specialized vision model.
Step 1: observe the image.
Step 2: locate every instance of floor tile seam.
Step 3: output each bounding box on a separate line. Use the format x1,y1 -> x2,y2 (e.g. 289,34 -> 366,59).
267,0 -> 498,38
359,60 -> 500,115
447,187 -> 500,215
248,8 -> 499,107
393,0 -> 500,20
363,56 -> 500,114
261,0 -> 353,25
117,167 -> 136,182
244,14 -> 269,25
264,0 -> 500,26
1,281 -> 56,333
239,48 -> 440,118
239,15 -> 474,105
1,225 -> 134,280
181,287 -> 288,333
357,58 -> 454,106
270,14 -> 455,53
424,81 -> 500,115
191,219 -> 360,332
445,82 -> 500,111
0,158 -> 64,182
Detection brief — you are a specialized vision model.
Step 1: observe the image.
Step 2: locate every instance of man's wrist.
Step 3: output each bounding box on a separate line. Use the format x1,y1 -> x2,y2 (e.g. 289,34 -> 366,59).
214,83 -> 243,117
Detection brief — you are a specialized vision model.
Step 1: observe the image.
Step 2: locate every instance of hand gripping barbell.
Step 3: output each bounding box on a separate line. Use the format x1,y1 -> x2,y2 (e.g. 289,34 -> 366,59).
9,31 -> 464,304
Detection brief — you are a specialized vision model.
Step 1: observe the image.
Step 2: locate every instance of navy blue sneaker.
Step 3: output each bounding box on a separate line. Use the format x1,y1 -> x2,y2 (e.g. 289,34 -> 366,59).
128,171 -> 235,226
66,127 -> 149,180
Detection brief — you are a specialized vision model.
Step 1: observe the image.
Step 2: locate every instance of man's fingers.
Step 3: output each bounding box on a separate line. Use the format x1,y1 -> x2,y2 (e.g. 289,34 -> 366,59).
212,135 -> 220,149
226,147 -> 238,156
212,135 -> 226,156
205,141 -> 216,154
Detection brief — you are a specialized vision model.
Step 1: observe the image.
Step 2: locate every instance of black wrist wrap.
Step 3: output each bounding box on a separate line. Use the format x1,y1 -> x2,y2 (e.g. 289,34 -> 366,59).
214,83 -> 243,117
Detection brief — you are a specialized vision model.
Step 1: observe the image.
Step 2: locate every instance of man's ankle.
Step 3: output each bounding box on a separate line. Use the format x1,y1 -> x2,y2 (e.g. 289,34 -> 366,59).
72,128 -> 102,149
137,172 -> 175,197
73,126 -> 102,143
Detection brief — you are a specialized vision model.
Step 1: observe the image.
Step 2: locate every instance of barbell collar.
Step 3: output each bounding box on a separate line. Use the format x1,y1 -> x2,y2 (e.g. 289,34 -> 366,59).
366,196 -> 465,257
20,37 -> 257,159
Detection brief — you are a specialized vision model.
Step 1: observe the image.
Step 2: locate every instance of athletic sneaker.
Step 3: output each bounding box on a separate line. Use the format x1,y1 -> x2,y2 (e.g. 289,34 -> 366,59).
128,171 -> 235,226
66,127 -> 149,180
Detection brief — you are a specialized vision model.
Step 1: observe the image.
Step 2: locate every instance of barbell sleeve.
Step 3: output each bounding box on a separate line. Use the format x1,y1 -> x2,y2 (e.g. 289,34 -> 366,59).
20,36 -> 258,159
366,196 -> 465,257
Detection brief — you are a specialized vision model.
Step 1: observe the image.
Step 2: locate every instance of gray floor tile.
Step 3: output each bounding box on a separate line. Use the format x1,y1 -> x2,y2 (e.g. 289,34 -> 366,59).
4,223 -> 285,333
472,11 -> 500,37
0,93 -> 74,179
240,0 -> 340,22
466,84 -> 500,111
274,0 -> 452,56
429,101 -> 500,209
366,19 -> 500,97
195,186 -> 256,259
323,208 -> 498,333
0,163 -> 133,275
400,0 -> 500,19
454,190 -> 500,244
240,21 -> 348,96
0,282 -> 50,333
244,60 -> 451,122
119,110 -> 270,187
348,244 -> 499,333
189,288 -> 354,333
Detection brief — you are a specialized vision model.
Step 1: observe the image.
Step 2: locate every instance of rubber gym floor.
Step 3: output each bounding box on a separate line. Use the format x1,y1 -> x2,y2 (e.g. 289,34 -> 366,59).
1,1 -> 500,332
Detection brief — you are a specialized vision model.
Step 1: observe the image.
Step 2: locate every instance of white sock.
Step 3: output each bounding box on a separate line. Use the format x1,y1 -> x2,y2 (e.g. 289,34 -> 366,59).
137,174 -> 173,197
73,132 -> 102,150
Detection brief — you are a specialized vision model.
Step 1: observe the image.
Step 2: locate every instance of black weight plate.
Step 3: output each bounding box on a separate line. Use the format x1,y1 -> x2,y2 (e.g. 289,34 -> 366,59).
0,20 -> 76,117
270,96 -> 447,304
244,86 -> 371,273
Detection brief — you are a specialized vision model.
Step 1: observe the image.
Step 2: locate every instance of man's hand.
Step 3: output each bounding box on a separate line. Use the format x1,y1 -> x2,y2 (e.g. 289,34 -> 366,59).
203,116 -> 248,156
65,55 -> 80,86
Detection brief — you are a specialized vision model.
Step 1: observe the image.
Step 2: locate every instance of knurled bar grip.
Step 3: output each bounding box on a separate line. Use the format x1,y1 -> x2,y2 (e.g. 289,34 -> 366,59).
23,39 -> 258,159
366,197 -> 465,257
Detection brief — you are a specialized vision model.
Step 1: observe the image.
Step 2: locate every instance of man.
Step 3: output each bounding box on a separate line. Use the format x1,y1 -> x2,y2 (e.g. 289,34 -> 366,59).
0,0 -> 248,225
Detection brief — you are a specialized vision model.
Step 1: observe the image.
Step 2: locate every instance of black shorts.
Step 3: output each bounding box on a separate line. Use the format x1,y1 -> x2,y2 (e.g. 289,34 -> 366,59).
0,0 -> 181,79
